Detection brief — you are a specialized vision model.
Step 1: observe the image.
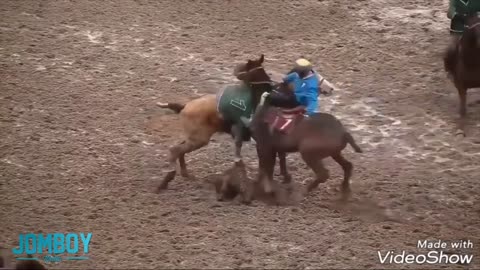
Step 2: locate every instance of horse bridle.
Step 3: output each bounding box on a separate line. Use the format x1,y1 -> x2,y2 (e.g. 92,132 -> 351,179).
238,65 -> 328,90
236,65 -> 273,85
462,11 -> 480,30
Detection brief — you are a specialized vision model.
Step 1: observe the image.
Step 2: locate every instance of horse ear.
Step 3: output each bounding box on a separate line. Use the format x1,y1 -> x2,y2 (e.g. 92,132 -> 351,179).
246,60 -> 253,69
259,54 -> 264,64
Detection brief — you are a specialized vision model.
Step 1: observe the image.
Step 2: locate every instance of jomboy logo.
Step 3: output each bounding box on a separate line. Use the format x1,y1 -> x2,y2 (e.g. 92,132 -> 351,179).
12,233 -> 92,263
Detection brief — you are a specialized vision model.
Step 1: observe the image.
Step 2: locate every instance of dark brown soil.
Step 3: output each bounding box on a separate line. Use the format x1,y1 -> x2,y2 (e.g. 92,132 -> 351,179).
1,0 -> 479,269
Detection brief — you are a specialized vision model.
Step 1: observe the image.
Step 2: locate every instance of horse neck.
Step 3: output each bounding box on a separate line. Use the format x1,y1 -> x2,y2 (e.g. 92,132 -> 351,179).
252,99 -> 270,124
250,83 -> 272,110
460,30 -> 480,66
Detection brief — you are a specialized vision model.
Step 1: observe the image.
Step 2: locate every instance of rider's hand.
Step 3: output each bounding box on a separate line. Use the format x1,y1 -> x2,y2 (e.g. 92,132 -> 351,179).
260,92 -> 270,105
320,88 -> 334,96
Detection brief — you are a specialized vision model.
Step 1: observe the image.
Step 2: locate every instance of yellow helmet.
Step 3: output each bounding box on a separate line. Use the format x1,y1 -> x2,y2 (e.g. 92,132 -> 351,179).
295,58 -> 313,70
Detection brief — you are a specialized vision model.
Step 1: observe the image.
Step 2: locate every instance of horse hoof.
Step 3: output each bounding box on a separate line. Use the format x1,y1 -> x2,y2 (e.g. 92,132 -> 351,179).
241,198 -> 252,205
155,184 -> 168,193
180,170 -> 189,178
265,190 -> 277,200
285,183 -> 295,194
307,183 -> 318,193
455,129 -> 466,137
341,186 -> 351,197
162,170 -> 177,181
339,191 -> 351,203
282,174 -> 292,184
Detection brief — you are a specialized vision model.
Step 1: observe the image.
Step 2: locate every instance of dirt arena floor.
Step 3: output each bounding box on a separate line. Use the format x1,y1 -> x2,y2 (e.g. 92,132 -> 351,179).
1,0 -> 479,269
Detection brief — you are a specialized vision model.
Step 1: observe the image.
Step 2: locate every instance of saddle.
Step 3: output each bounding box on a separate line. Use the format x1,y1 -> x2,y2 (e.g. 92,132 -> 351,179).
263,106 -> 306,134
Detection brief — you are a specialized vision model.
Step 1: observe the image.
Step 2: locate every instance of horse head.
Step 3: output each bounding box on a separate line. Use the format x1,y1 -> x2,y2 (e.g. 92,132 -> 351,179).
233,54 -> 269,82
233,54 -> 273,110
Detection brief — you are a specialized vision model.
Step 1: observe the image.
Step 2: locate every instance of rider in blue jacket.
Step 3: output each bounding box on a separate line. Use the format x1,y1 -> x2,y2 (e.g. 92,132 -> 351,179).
282,58 -> 320,116
240,58 -> 321,128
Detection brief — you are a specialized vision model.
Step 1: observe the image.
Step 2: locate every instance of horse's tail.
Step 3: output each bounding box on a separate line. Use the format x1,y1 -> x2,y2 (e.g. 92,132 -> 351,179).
156,102 -> 185,114
344,132 -> 363,153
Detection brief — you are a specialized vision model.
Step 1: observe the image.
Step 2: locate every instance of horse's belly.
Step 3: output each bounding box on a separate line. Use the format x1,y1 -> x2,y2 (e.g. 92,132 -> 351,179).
271,134 -> 299,153
181,94 -> 224,133
458,69 -> 480,88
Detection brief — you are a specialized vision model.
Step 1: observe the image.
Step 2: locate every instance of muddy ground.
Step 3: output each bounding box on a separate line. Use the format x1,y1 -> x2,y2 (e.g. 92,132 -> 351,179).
1,0 -> 479,269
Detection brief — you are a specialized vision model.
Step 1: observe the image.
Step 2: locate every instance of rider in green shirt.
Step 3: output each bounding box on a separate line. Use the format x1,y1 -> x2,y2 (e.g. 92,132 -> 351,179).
448,0 -> 480,34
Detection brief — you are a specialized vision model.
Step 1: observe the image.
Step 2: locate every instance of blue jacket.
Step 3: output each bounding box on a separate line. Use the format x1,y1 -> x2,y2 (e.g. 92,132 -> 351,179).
283,71 -> 320,115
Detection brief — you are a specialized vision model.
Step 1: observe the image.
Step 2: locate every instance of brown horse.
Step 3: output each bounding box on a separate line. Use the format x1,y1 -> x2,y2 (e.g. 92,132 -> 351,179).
243,80 -> 363,204
156,55 -> 277,191
444,13 -> 480,135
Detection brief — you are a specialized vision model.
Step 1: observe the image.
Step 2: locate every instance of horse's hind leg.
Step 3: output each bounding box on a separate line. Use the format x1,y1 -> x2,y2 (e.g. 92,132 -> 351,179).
331,153 -> 353,195
256,148 -> 277,196
301,151 -> 329,192
157,138 -> 209,191
179,153 -> 188,177
157,142 -> 182,192
278,152 -> 292,184
231,123 -> 247,161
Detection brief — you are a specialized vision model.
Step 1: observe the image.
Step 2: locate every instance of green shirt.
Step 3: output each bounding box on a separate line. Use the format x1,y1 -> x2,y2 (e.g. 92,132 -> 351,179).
217,83 -> 253,126
448,0 -> 480,33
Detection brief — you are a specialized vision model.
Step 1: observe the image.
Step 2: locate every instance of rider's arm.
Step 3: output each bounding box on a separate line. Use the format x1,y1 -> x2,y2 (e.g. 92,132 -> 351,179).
304,94 -> 319,116
283,72 -> 299,84
304,82 -> 319,115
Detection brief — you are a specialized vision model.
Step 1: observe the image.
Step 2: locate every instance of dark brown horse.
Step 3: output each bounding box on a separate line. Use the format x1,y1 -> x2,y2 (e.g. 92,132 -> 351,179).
156,55 -> 278,191
444,13 -> 480,135
243,80 -> 363,204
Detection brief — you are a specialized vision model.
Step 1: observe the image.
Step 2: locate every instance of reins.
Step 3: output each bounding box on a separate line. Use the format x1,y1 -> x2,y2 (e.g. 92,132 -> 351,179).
456,18 -> 480,54
468,21 -> 480,30
236,65 -> 273,84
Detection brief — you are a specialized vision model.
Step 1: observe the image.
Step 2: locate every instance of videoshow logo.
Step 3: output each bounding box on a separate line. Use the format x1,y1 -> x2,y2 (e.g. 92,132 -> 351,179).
377,239 -> 474,266
12,233 -> 92,263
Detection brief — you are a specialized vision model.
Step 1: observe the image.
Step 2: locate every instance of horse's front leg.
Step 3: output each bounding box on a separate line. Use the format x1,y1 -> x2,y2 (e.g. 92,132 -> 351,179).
456,86 -> 467,136
458,87 -> 467,117
256,147 -> 277,196
231,123 -> 244,161
278,152 -> 292,184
